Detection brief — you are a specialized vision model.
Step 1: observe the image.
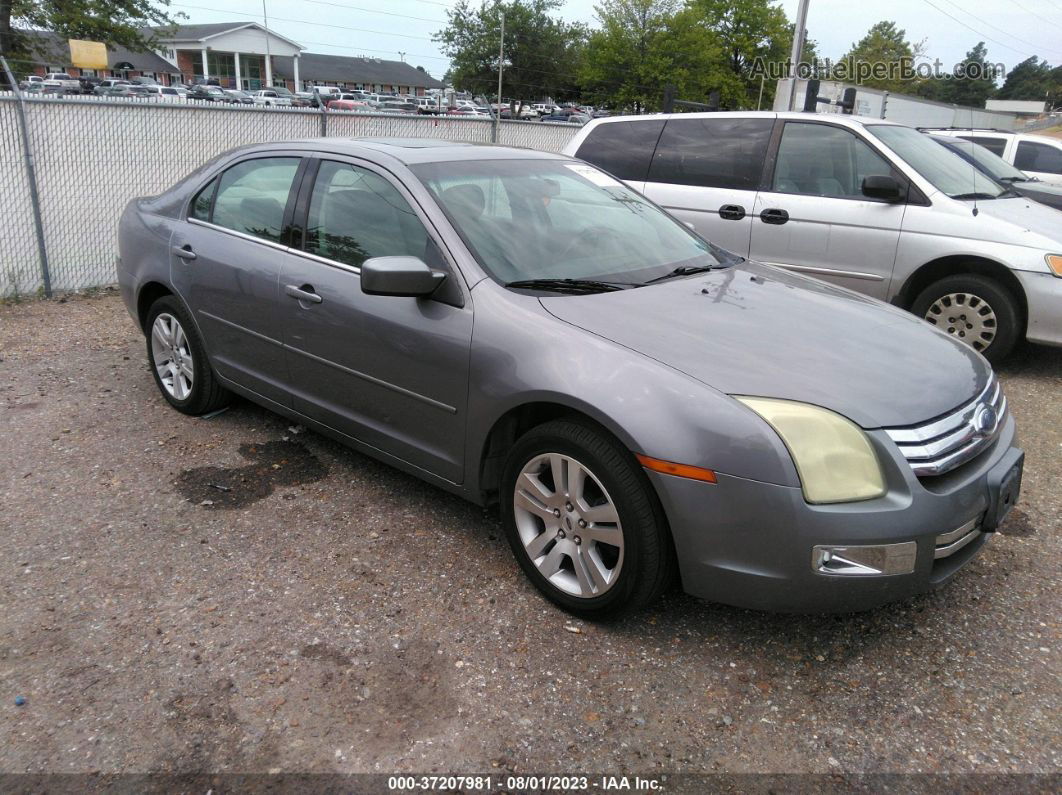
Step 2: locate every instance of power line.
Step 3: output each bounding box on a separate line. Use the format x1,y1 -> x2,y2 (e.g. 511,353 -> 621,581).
919,0 -> 1062,61
1000,0 -> 1062,28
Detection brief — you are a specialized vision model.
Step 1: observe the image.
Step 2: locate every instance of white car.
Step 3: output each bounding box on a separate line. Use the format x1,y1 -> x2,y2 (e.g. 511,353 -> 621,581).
42,73 -> 79,91
928,128 -> 1062,186
142,85 -> 189,102
250,89 -> 292,107
565,111 -> 1062,361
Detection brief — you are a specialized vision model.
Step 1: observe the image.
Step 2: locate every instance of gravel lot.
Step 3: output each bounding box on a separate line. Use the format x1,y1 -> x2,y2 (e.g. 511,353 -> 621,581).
1,292 -> 1059,781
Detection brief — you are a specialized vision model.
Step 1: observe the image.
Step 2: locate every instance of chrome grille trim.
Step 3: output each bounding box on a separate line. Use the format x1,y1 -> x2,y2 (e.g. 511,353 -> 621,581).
935,517 -> 982,560
884,376 -> 1005,477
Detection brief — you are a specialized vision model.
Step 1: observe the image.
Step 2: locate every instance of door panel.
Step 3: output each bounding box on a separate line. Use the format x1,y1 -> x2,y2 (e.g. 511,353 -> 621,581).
279,159 -> 473,482
749,122 -> 905,299
642,182 -> 756,256
170,156 -> 302,405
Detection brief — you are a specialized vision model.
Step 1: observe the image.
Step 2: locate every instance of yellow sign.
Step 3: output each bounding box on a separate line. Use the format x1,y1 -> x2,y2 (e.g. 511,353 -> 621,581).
68,40 -> 108,70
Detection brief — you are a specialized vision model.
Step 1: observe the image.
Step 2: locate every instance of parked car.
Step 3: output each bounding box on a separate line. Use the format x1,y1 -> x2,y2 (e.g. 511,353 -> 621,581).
925,127 -> 1062,186
376,98 -> 418,114
117,139 -> 1023,617
187,85 -> 228,102
42,72 -> 80,92
94,79 -> 131,95
19,75 -> 44,90
104,85 -> 154,99
130,76 -> 158,86
565,111 -> 1062,362
152,86 -> 189,102
295,91 -> 322,108
224,89 -> 254,105
928,135 -> 1062,211
78,76 -> 101,94
327,95 -> 370,111
542,110 -> 586,123
250,89 -> 292,107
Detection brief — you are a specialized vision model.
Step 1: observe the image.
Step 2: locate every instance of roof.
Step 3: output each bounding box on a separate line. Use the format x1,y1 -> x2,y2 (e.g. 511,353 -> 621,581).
581,110 -> 905,129
234,138 -> 565,166
22,30 -> 178,74
272,52 -> 444,89
149,22 -> 303,51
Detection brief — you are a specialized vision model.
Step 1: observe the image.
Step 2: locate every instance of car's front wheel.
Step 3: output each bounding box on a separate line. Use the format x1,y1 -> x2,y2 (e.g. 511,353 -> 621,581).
145,296 -> 230,416
911,274 -> 1020,364
500,419 -> 675,618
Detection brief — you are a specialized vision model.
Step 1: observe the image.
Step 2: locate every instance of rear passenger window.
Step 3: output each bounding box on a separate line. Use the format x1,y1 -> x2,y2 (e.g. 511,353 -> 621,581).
305,160 -> 430,268
961,136 -> 1007,157
648,117 -> 773,190
190,177 -> 217,221
575,120 -> 665,182
772,123 -> 892,199
1014,141 -> 1062,174
209,157 -> 301,243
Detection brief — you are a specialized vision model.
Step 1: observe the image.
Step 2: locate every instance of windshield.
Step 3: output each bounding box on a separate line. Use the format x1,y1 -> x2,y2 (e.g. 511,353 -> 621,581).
869,125 -> 1006,199
411,158 -> 722,285
930,136 -> 1028,182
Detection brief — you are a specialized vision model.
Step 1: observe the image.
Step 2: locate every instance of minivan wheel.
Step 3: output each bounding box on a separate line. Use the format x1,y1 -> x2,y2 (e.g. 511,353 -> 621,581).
500,419 -> 675,618
911,274 -> 1020,364
145,296 -> 230,416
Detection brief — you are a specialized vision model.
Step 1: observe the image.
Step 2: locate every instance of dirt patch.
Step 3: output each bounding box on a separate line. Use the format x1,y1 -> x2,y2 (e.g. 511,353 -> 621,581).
174,439 -> 327,509
300,643 -> 353,667
997,507 -> 1036,537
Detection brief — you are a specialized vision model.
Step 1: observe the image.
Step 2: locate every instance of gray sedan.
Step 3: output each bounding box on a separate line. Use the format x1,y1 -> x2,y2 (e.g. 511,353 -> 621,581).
116,139 -> 1024,617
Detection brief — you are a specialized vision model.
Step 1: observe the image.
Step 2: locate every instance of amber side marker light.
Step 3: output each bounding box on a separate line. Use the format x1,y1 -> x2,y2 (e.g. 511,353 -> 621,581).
636,454 -> 717,483
1046,254 -> 1062,277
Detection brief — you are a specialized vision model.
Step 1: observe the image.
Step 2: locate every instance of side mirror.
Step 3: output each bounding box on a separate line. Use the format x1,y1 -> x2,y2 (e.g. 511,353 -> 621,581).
862,175 -> 904,202
361,256 -> 446,298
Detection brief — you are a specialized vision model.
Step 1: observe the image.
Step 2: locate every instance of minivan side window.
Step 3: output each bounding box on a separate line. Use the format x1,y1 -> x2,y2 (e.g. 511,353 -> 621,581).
305,160 -> 430,268
647,117 -> 773,190
575,120 -> 666,182
772,123 -> 892,199
1014,141 -> 1062,174
201,157 -> 301,243
960,135 -> 1007,157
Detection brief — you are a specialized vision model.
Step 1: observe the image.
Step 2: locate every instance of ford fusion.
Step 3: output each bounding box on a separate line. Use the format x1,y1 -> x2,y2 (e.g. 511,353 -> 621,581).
117,139 -> 1023,617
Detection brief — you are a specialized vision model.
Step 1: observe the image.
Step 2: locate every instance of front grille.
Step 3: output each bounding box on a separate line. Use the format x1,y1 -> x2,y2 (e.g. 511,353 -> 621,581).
884,376 -> 1006,477
934,516 -> 981,559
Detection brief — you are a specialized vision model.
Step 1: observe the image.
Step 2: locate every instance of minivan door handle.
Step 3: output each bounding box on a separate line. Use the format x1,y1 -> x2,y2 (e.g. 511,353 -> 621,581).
285,284 -> 323,304
172,244 -> 197,260
759,208 -> 789,225
719,204 -> 746,221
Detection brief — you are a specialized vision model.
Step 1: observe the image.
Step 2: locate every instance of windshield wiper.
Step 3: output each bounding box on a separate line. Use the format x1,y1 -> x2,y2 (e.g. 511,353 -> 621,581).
950,192 -> 1000,200
505,278 -> 637,293
643,264 -> 716,284
997,176 -> 1028,183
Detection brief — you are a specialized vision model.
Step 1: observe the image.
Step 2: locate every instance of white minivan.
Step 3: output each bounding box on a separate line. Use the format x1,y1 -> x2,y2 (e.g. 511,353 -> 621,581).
927,128 -> 1062,187
564,111 -> 1062,362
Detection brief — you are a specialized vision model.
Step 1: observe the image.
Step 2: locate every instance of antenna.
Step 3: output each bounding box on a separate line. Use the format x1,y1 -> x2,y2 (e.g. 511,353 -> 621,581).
970,105 -> 978,217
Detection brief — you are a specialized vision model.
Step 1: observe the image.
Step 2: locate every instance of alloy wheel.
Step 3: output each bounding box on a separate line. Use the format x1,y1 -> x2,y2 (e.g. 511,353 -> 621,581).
150,313 -> 194,400
512,452 -> 624,598
924,292 -> 997,352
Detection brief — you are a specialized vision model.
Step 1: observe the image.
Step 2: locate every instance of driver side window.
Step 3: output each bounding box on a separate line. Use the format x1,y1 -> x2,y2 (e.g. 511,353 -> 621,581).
773,123 -> 893,199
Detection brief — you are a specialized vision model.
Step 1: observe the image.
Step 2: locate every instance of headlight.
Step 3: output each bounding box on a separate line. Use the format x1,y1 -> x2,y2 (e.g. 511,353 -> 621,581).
1046,254 -> 1062,277
735,397 -> 886,504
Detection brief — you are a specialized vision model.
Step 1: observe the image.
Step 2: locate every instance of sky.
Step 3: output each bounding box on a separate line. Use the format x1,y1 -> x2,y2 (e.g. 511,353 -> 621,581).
165,0 -> 1062,83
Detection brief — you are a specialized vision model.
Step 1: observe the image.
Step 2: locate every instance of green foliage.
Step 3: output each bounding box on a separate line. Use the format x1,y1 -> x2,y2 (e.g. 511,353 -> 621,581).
835,20 -> 922,93
433,0 -> 585,104
0,0 -> 181,63
997,56 -> 1061,105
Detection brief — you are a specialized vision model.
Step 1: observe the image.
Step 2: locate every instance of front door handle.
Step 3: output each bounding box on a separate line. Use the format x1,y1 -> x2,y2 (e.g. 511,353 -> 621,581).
759,208 -> 789,225
285,284 -> 323,304
719,204 -> 746,221
172,244 -> 197,260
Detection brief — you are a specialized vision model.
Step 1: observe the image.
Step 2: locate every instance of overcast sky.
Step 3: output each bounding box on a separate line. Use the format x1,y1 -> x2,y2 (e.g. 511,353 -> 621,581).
166,0 -> 1062,83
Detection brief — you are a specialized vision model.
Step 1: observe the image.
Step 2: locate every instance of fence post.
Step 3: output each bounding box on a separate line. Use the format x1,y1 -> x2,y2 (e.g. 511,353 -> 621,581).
1,56 -> 52,297
320,104 -> 327,137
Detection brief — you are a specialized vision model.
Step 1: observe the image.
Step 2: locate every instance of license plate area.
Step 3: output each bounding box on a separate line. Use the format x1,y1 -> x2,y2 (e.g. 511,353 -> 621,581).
984,450 -> 1023,532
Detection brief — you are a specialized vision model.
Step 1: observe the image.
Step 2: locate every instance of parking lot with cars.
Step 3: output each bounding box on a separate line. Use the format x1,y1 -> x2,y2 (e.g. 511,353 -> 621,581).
1,291 -> 1058,775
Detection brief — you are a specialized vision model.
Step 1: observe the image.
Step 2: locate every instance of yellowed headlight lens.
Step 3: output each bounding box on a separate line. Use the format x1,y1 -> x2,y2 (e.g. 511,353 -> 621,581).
1046,254 -> 1062,277
736,397 -> 887,504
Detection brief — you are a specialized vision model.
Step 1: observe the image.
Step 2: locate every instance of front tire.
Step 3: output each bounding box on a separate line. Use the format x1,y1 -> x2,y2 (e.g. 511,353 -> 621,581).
911,274 -> 1020,364
145,296 -> 230,416
500,419 -> 675,619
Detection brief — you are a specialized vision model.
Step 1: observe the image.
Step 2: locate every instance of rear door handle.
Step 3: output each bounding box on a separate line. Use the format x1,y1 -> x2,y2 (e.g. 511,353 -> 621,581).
172,245 -> 197,260
719,204 -> 746,221
285,284 -> 323,304
759,208 -> 789,225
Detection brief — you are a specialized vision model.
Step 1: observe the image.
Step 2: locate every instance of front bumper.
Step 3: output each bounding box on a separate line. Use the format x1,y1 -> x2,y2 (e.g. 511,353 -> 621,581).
650,414 -> 1020,612
1015,269 -> 1062,347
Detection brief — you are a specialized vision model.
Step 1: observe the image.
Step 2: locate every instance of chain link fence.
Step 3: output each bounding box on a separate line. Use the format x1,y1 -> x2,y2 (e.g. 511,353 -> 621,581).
0,95 -> 580,298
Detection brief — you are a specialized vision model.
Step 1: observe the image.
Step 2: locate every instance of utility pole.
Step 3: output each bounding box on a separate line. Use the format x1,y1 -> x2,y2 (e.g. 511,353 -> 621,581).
398,51 -> 406,62
494,10 -> 504,143
262,0 -> 272,88
786,0 -> 810,111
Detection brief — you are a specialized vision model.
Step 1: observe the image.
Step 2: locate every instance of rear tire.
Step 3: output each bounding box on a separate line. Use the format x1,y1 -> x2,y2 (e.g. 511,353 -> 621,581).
500,418 -> 675,619
145,296 -> 230,416
911,274 -> 1020,364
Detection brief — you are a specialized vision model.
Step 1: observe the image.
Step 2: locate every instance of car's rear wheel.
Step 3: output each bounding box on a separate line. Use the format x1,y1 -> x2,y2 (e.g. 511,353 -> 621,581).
911,274 -> 1020,364
145,296 -> 230,416
500,419 -> 674,618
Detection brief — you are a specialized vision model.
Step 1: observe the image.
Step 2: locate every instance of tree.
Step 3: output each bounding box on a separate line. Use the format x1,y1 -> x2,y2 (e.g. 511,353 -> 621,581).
943,42 -> 998,107
0,0 -> 180,66
434,0 -> 585,107
835,21 -> 923,93
997,56 -> 1061,106
579,0 -> 726,112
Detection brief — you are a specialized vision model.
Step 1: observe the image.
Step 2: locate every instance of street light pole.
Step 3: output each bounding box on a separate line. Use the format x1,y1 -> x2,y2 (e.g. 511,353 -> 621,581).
786,0 -> 810,111
262,0 -> 272,89
494,11 -> 504,143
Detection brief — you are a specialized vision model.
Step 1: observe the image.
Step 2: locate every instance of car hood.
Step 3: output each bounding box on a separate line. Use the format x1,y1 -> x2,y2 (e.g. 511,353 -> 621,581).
1013,180 -> 1062,210
540,261 -> 990,429
966,194 -> 1062,246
